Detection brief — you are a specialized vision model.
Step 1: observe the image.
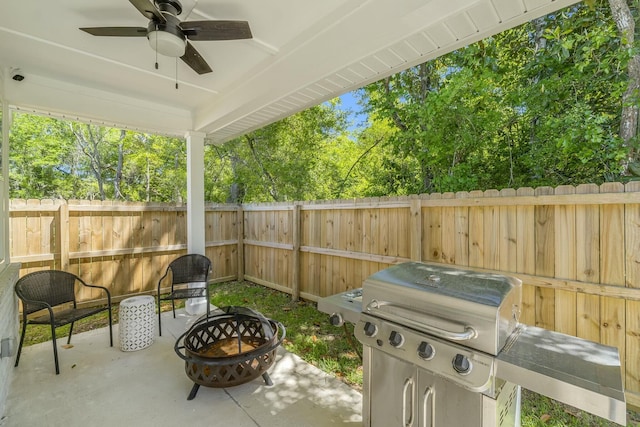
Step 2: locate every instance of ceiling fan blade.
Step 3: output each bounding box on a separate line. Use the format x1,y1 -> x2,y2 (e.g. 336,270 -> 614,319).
181,21 -> 252,41
80,27 -> 148,37
129,0 -> 166,23
181,41 -> 213,74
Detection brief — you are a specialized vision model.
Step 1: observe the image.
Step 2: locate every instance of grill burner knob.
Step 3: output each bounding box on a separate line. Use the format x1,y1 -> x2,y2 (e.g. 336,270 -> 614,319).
417,341 -> 435,360
329,313 -> 344,327
389,331 -> 404,347
453,354 -> 472,375
363,321 -> 378,337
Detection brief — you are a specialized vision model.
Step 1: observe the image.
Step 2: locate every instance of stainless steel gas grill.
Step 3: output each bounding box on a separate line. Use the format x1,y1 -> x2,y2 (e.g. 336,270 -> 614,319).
318,262 -> 626,427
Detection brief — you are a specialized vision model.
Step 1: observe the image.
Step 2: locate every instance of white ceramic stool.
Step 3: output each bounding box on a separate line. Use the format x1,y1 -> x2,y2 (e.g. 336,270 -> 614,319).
119,295 -> 156,351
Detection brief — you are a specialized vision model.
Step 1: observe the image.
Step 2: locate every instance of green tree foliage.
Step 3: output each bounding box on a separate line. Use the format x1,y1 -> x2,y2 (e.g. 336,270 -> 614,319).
10,114 -> 78,199
7,1 -> 637,202
358,1 -> 629,194
205,103 -> 350,202
9,114 -> 186,201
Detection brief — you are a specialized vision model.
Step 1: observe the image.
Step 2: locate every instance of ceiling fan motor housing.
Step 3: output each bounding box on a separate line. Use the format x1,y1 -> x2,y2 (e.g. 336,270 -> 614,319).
155,0 -> 183,17
147,0 -> 186,56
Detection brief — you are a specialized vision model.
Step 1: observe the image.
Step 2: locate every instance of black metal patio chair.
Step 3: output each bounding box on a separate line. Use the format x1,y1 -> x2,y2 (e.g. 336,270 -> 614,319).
14,270 -> 113,375
157,254 -> 212,336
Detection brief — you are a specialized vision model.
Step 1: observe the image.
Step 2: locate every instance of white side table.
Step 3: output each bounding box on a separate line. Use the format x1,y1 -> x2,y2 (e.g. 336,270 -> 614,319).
119,295 -> 156,351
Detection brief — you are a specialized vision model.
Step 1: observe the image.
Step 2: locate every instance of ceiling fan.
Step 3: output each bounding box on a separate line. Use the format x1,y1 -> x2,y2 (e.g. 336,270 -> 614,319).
80,0 -> 252,75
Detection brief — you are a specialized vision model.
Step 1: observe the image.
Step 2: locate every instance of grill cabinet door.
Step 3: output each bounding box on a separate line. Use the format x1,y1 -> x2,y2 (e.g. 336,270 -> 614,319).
369,350 -> 416,426
367,348 -> 485,427
417,370 -> 483,427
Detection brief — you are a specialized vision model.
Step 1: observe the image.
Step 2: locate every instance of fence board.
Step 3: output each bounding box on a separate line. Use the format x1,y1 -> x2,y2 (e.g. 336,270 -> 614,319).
39,200 -> 54,267
516,187 -> 536,325
626,182 -> 640,289
575,184 -> 601,344
499,189 -> 517,273
425,197 -> 442,262
441,193 -> 456,264
454,192 -> 469,267
367,207 -> 379,256
535,187 -> 555,330
576,293 -> 600,342
627,300 -> 640,394
555,186 -> 576,336
26,200 -> 41,261
600,183 -> 625,286
379,206 -> 390,256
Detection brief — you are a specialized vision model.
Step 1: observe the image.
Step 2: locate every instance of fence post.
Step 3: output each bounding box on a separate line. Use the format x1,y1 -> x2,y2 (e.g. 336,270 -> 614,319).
292,203 -> 301,301
410,196 -> 422,262
237,205 -> 245,281
57,201 -> 69,271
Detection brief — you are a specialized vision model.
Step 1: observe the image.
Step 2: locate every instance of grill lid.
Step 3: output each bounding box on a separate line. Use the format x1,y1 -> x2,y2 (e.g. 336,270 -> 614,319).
362,262 -> 522,355
366,262 -> 518,307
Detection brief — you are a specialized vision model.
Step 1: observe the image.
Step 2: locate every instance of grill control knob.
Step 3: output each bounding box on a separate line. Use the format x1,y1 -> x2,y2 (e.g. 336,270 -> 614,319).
389,331 -> 404,347
453,354 -> 472,375
363,321 -> 378,337
329,313 -> 344,327
417,341 -> 435,360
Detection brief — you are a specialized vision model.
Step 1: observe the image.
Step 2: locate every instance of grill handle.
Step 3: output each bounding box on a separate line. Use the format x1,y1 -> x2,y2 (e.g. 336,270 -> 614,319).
402,377 -> 414,427
366,300 -> 477,341
422,387 -> 434,427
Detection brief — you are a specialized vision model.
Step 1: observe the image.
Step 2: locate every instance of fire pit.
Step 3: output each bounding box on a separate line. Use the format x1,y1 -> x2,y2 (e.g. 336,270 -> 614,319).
174,306 -> 286,400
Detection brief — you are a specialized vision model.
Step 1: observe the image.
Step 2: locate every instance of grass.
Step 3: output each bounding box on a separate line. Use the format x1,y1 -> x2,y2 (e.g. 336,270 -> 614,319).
22,280 -> 639,426
210,281 -> 364,387
521,389 -> 639,426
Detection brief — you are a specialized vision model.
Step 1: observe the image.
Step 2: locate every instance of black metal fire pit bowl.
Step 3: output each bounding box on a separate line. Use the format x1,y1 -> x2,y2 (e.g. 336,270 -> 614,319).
174,306 -> 286,400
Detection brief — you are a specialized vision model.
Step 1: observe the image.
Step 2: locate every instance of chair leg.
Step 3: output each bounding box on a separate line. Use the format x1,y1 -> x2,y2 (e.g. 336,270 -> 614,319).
158,295 -> 162,337
14,320 -> 28,367
51,324 -> 60,375
172,300 -> 176,318
67,322 -> 75,344
108,306 -> 113,347
206,290 -> 210,317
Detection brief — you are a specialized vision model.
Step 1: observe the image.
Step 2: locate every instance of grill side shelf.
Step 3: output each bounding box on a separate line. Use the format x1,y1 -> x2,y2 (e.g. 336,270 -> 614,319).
317,290 -> 363,325
495,324 -> 626,425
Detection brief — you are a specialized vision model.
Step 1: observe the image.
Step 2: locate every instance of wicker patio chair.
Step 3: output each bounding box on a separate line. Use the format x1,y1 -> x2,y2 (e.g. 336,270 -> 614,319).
14,270 -> 113,375
157,254 -> 212,336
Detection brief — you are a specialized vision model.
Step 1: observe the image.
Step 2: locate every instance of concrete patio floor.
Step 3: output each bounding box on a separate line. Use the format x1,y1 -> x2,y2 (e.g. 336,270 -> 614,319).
2,308 -> 363,427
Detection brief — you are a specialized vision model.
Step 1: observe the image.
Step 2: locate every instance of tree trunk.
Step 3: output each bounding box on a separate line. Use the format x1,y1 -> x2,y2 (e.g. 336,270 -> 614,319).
114,130 -> 125,200
246,135 -> 279,201
609,0 -> 640,174
146,157 -> 151,202
71,124 -> 106,200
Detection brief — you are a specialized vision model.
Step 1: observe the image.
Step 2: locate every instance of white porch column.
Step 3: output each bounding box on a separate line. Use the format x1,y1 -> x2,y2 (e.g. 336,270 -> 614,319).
185,131 -> 207,315
2,95 -> 10,264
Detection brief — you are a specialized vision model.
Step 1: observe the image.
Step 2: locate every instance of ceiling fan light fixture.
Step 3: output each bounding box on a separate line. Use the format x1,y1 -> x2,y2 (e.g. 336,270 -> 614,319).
148,30 -> 186,57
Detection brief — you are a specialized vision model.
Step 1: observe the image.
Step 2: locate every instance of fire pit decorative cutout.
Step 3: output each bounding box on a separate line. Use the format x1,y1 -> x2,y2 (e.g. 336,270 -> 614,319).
174,306 -> 286,400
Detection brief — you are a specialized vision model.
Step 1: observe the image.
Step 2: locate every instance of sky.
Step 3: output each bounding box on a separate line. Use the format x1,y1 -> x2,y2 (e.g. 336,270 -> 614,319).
338,90 -> 368,133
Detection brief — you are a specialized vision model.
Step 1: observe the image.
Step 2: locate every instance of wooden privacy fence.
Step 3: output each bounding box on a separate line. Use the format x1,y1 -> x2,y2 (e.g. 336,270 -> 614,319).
10,200 -> 239,302
9,182 -> 640,406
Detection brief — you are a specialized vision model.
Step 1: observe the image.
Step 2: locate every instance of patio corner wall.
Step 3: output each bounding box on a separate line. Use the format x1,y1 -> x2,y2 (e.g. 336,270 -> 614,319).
0,263 -> 20,420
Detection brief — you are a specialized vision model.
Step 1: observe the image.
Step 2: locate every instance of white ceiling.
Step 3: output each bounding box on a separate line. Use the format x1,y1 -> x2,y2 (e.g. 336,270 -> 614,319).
0,0 -> 580,143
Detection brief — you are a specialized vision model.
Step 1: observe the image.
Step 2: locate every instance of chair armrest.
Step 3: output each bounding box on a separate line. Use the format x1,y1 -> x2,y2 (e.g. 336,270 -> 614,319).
82,283 -> 112,304
16,296 -> 52,311
157,269 -> 171,292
